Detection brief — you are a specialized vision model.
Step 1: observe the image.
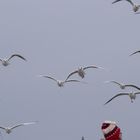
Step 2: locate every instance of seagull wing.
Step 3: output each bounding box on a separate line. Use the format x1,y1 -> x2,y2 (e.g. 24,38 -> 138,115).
125,84 -> 140,90
126,0 -> 134,6
40,75 -> 58,82
135,92 -> 140,95
112,0 -> 123,4
104,93 -> 129,105
110,81 -> 123,87
11,122 -> 37,130
8,54 -> 27,61
0,127 -> 6,130
83,66 -> 100,70
65,80 -> 88,84
65,70 -> 78,81
112,0 -> 134,5
130,50 -> 140,56
65,79 -> 81,83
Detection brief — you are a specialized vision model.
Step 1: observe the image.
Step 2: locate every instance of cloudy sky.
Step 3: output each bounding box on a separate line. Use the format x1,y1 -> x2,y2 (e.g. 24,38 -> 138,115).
0,0 -> 140,139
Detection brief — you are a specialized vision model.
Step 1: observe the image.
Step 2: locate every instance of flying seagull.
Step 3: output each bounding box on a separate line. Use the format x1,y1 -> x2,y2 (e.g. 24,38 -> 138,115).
130,50 -> 140,56
0,54 -> 27,66
105,81 -> 140,90
39,75 -> 82,87
66,65 -> 105,79
112,0 -> 140,12
104,92 -> 140,105
0,121 -> 37,134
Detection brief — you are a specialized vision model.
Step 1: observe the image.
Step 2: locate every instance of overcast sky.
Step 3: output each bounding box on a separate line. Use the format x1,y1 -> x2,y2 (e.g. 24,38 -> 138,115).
0,0 -> 140,140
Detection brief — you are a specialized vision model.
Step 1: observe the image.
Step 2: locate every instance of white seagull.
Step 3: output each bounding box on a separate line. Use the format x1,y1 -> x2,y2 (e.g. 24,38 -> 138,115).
105,81 -> 140,90
0,121 -> 37,134
66,65 -> 105,79
0,54 -> 27,66
112,0 -> 140,12
130,50 -> 140,56
104,92 -> 140,105
39,75 -> 82,87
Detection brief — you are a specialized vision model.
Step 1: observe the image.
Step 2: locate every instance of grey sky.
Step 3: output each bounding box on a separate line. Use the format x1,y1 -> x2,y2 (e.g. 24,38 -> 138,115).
0,0 -> 140,140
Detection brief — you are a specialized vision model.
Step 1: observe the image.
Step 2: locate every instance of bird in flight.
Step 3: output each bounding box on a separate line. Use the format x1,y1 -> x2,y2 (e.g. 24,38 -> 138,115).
105,81 -> 140,90
130,50 -> 140,56
112,0 -> 140,12
0,121 -> 37,134
104,92 -> 140,105
66,65 -> 105,79
0,54 -> 27,66
39,75 -> 82,87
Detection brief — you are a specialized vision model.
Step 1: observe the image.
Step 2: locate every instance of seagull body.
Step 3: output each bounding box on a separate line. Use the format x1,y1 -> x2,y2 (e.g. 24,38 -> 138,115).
0,122 -> 37,134
1,59 -> 9,66
104,92 -> 140,105
0,54 -> 26,66
130,50 -> 140,56
106,81 -> 140,90
77,67 -> 86,78
39,75 -> 81,87
133,5 -> 140,12
66,65 -> 104,79
112,0 -> 140,12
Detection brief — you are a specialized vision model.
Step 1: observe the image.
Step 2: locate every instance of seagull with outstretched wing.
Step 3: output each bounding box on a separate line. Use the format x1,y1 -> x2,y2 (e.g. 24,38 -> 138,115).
0,121 -> 37,134
104,92 -> 140,105
105,81 -> 140,90
39,75 -> 82,87
112,0 -> 140,12
66,65 -> 105,79
0,54 -> 27,66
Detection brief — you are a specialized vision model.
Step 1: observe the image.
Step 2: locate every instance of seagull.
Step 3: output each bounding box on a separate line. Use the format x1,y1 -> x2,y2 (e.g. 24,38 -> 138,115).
66,65 -> 105,79
105,81 -> 140,90
39,75 -> 82,87
112,0 -> 140,12
130,50 -> 140,56
0,121 -> 37,134
104,92 -> 140,105
0,54 -> 27,66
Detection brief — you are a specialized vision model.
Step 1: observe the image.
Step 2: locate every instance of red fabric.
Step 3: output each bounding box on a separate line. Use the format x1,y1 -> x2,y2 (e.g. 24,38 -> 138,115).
105,128 -> 120,140
101,121 -> 121,140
